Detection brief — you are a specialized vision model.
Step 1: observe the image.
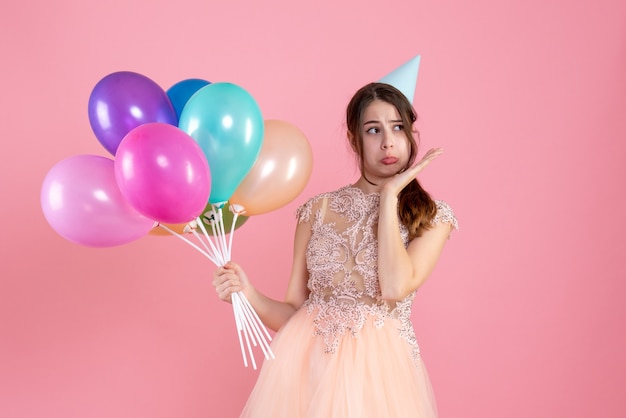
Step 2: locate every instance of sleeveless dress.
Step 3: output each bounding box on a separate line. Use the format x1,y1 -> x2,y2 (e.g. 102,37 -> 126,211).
240,185 -> 458,418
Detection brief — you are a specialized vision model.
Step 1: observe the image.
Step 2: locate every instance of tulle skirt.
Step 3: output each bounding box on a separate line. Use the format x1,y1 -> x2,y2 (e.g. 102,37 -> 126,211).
240,306 -> 438,418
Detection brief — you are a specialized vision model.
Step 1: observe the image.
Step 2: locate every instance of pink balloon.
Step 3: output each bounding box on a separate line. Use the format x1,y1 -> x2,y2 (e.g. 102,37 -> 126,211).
40,155 -> 155,247
114,123 -> 211,224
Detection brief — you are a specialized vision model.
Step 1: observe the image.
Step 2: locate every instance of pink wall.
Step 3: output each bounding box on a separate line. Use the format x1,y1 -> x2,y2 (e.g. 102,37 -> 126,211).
2,0 -> 625,417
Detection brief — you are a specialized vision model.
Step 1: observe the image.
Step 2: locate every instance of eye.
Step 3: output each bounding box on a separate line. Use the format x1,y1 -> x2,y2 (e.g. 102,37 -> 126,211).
366,127 -> 380,134
393,124 -> 404,131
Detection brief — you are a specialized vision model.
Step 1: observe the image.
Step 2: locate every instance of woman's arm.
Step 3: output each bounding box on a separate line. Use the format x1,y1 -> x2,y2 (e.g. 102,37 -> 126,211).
377,200 -> 452,300
213,219 -> 311,332
377,148 -> 452,300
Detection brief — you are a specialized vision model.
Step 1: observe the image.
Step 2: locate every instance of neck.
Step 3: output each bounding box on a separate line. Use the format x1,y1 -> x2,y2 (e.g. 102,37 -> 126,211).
352,177 -> 381,194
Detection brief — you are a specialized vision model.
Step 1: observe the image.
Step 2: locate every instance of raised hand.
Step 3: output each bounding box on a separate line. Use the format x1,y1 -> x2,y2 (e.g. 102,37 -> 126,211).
381,147 -> 443,197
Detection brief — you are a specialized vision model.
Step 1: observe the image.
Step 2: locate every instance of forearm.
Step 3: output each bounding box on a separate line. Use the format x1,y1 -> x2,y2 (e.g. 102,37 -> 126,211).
238,221 -> 310,332
377,194 -> 417,300
245,287 -> 299,332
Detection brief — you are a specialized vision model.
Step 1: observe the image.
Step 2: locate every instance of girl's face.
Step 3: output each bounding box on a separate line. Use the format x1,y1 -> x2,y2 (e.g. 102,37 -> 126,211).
359,99 -> 411,184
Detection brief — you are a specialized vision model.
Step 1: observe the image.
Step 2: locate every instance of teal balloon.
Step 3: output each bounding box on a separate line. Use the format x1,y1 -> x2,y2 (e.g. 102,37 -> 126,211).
166,78 -> 211,121
178,82 -> 264,204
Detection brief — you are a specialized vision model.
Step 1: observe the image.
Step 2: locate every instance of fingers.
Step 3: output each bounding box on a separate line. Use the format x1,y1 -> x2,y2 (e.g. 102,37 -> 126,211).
214,279 -> 241,302
215,279 -> 242,302
212,264 -> 243,303
409,147 -> 443,173
420,147 -> 443,163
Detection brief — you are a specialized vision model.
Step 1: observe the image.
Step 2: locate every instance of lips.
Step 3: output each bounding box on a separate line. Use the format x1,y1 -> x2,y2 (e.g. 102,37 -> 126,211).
381,156 -> 399,165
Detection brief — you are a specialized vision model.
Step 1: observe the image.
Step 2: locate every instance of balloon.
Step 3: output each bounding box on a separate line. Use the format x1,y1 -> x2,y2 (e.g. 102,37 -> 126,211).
40,155 -> 154,247
88,71 -> 177,155
150,203 -> 248,236
166,78 -> 211,121
230,120 -> 313,215
114,123 -> 211,224
178,82 -> 264,205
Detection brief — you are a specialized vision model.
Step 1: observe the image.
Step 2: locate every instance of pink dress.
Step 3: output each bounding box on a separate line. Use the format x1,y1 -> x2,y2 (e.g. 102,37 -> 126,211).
240,185 -> 458,418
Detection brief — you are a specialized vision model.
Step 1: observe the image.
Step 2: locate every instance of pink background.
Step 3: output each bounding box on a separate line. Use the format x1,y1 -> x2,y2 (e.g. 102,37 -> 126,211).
1,0 -> 625,417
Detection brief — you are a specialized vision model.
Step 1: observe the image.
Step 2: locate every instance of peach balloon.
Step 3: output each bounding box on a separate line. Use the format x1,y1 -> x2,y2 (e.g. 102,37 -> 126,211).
230,120 -> 313,215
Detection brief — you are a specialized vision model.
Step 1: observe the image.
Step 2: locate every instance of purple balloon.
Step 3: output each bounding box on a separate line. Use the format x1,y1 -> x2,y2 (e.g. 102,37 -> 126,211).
88,71 -> 177,155
114,123 -> 211,224
41,155 -> 155,247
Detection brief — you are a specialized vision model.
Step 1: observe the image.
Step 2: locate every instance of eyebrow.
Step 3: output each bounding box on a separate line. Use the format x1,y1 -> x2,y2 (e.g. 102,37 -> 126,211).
363,119 -> 403,125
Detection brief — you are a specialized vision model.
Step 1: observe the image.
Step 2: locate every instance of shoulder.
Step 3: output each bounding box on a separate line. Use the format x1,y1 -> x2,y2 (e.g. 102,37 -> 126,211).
431,199 -> 459,231
295,185 -> 351,223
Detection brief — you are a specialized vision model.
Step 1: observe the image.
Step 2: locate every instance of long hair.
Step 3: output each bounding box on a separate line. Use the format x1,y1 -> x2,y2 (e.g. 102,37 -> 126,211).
346,82 -> 436,239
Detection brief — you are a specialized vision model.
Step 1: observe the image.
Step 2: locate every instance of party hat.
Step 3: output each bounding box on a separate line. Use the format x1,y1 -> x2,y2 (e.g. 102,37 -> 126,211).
378,54 -> 421,104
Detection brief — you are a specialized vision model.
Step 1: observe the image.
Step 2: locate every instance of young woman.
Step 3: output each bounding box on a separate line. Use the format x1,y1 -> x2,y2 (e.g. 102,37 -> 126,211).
213,82 -> 458,418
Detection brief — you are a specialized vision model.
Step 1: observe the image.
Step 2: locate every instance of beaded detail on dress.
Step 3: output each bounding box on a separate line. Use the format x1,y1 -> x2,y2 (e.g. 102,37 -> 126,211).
296,185 -> 457,361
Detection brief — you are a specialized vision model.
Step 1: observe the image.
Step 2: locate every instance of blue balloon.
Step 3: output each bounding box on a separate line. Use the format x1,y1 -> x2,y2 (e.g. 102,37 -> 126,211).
166,78 -> 211,121
178,82 -> 264,204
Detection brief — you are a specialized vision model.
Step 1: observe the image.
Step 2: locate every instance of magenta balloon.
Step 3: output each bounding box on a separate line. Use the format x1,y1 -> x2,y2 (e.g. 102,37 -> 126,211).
88,71 -> 177,155
40,155 -> 155,247
114,123 -> 211,224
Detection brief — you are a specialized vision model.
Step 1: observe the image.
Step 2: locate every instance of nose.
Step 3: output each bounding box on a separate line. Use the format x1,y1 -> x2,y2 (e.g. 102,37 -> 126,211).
381,130 -> 394,149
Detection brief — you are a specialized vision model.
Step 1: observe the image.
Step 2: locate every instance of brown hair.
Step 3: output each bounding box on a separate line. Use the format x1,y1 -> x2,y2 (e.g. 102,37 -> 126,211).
346,82 -> 436,239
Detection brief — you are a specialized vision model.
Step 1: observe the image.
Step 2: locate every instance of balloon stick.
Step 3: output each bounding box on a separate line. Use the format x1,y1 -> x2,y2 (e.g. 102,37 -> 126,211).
196,216 -> 226,266
157,224 -> 218,265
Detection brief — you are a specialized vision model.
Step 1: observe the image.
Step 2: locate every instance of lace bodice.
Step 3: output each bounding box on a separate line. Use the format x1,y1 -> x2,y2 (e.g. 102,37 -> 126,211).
296,185 -> 458,358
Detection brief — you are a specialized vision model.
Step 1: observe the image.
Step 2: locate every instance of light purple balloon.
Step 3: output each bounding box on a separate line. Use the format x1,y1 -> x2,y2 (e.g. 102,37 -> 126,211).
41,155 -> 155,247
88,71 -> 177,155
114,123 -> 211,224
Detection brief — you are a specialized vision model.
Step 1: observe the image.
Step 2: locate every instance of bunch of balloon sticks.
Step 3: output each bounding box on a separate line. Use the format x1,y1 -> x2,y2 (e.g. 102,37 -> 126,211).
158,205 -> 275,370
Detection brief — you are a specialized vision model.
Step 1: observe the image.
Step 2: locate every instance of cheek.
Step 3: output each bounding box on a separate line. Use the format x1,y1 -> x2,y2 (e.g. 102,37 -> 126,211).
362,141 -> 378,157
398,138 -> 412,158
